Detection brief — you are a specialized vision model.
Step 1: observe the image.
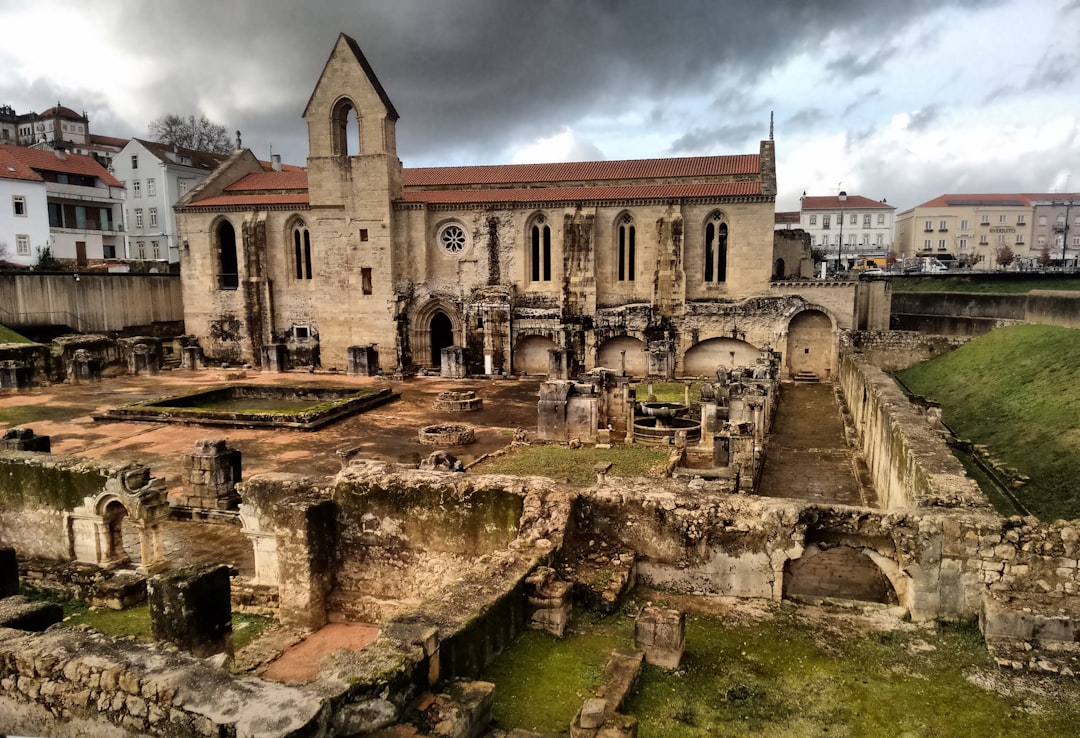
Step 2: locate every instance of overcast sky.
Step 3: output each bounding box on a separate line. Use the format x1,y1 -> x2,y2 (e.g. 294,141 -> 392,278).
2,0 -> 1078,211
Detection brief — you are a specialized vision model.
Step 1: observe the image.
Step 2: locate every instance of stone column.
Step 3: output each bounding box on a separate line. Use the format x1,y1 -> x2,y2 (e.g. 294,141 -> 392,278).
130,343 -> 161,376
548,348 -> 573,380
0,360 -> 33,390
179,439 -> 242,511
441,346 -> 466,378
525,566 -> 573,637
181,345 -> 205,370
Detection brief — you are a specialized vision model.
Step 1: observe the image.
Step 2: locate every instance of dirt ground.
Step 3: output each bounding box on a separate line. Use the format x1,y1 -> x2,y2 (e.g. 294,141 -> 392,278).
1,367 -> 544,497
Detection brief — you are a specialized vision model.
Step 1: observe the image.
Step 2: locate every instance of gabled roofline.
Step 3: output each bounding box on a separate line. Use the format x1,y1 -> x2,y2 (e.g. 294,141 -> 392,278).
302,32 -> 399,121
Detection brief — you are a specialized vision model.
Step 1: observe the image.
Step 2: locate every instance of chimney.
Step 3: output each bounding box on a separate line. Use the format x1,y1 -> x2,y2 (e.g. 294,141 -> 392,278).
54,148 -> 67,160
271,154 -> 281,172
838,191 -> 847,202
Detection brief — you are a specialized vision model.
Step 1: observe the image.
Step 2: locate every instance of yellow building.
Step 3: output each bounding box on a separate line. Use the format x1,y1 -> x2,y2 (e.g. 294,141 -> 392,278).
894,194 -> 1035,268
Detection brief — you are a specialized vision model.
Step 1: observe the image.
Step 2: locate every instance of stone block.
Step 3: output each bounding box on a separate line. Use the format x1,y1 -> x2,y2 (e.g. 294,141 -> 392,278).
0,595 -> 63,631
579,698 -> 607,729
635,607 -> 685,670
1,427 -> 50,453
148,564 -> 233,659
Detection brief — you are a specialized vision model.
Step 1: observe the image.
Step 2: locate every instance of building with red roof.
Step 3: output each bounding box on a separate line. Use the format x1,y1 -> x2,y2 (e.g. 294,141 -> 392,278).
797,192 -> 895,268
175,33 -> 888,378
0,144 -> 125,267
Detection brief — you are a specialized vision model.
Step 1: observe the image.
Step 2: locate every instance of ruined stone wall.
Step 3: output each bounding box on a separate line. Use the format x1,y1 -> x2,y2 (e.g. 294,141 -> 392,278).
838,352 -> 991,511
0,626 -> 325,737
841,330 -> 970,372
0,452 -> 117,560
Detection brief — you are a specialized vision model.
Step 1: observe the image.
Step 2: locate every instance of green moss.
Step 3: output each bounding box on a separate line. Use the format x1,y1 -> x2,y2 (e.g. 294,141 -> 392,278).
472,445 -> 669,486
0,325 -> 33,343
486,603 -> 1080,737
233,612 -> 273,651
896,324 -> 1080,519
64,601 -> 153,640
0,460 -> 107,510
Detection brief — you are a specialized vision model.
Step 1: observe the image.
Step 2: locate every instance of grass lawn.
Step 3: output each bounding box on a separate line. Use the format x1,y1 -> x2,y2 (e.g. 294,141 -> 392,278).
896,324 -> 1080,520
471,444 -> 669,486
892,276 -> 1080,293
482,599 -> 1080,737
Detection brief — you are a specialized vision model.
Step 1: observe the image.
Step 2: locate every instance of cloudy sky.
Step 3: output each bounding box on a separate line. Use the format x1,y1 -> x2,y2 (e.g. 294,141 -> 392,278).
1,0 -> 1078,211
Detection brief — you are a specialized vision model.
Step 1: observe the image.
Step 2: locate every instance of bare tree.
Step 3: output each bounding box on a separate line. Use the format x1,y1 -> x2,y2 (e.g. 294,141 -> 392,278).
147,114 -> 232,154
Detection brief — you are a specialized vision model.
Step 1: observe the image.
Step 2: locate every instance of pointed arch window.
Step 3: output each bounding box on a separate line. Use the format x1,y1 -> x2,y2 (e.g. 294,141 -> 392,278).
292,220 -> 313,279
618,214 -> 636,281
530,215 -> 551,282
216,220 -> 238,290
705,214 -> 728,283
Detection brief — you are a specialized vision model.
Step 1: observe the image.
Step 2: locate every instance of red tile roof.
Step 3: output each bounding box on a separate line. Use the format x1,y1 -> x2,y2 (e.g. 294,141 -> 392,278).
0,144 -> 122,187
402,181 -> 762,205
135,138 -> 229,172
0,146 -> 44,182
89,134 -> 129,148
911,193 -> 1035,209
774,211 -> 800,224
404,155 -> 760,187
184,193 -> 309,209
40,105 -> 86,121
801,195 -> 893,210
224,171 -> 308,192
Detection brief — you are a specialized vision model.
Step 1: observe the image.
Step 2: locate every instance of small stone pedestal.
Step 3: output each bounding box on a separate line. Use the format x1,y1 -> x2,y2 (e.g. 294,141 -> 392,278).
67,349 -> 101,383
1,427 -> 50,453
148,564 -> 233,659
634,606 -> 685,669
262,343 -> 288,372
181,345 -> 205,370
440,345 -> 466,378
432,390 -> 483,411
347,344 -> 380,376
526,566 -> 573,637
130,342 -> 161,376
0,360 -> 33,389
179,439 -> 241,510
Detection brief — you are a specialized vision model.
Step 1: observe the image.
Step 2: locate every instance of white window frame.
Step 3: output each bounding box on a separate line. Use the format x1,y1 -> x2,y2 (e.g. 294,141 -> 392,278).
12,195 -> 26,216
134,208 -> 143,228
147,178 -> 156,197
149,207 -> 158,228
16,234 -> 30,255
132,180 -> 141,197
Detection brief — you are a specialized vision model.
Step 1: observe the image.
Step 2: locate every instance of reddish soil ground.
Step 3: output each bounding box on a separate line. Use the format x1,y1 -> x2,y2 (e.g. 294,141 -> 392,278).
260,622 -> 380,683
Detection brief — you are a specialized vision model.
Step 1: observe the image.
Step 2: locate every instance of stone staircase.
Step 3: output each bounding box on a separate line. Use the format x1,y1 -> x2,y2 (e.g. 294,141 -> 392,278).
793,370 -> 819,383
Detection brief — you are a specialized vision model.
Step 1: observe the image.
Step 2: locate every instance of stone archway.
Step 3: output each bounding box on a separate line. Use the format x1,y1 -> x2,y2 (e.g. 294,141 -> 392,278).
102,500 -> 129,564
782,545 -> 898,604
596,336 -> 647,377
681,337 -> 759,377
410,300 -> 464,369
786,309 -> 834,380
514,335 -> 557,375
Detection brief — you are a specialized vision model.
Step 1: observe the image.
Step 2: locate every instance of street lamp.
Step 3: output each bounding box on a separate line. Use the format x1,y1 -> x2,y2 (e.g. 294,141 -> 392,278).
836,191 -> 847,274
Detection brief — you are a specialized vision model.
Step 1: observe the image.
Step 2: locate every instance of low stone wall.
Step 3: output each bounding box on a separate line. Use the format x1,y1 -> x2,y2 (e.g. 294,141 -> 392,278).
841,330 -> 970,372
0,626 -> 325,737
890,289 -> 1080,334
837,352 -> 991,511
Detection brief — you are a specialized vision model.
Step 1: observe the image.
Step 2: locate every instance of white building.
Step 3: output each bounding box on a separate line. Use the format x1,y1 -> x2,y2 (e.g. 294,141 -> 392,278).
1030,197 -> 1080,268
0,147 -> 50,268
0,144 -> 125,266
799,192 -> 895,267
112,139 -> 230,264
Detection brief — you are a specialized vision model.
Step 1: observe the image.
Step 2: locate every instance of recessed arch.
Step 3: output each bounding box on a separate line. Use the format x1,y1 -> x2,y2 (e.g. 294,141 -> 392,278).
614,210 -> 636,282
596,335 -> 646,376
682,337 -> 759,376
782,545 -> 899,605
704,210 -> 728,283
514,334 -> 557,375
786,308 -> 835,380
526,212 -> 552,282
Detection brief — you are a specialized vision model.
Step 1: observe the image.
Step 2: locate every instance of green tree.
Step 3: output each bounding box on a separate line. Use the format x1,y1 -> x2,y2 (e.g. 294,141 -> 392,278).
1037,244 -> 1052,267
33,245 -> 64,272
147,114 -> 232,154
995,245 -> 1015,269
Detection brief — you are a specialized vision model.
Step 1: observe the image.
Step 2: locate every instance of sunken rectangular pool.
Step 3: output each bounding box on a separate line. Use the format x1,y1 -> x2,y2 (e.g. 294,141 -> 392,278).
95,384 -> 398,430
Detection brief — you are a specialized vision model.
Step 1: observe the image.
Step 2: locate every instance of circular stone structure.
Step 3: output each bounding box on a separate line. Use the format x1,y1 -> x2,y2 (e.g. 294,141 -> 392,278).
418,423 -> 476,446
432,390 -> 483,412
633,402 -> 701,445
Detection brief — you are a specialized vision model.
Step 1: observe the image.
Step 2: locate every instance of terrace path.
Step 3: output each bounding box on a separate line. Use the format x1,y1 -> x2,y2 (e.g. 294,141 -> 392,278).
757,382 -> 877,507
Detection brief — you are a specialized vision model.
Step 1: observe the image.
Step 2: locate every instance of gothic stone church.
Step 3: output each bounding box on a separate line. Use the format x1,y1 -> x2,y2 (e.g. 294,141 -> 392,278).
176,34 -> 887,380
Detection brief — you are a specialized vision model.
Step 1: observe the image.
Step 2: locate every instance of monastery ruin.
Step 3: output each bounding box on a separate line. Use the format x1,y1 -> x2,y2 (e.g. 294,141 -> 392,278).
0,33 -> 1077,738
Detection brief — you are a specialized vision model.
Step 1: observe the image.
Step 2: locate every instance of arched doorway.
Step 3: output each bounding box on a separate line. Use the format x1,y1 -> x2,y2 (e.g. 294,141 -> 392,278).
682,337 -> 759,377
774,258 -> 786,279
430,311 -> 454,368
102,500 -> 129,565
596,336 -> 647,376
786,309 -> 834,380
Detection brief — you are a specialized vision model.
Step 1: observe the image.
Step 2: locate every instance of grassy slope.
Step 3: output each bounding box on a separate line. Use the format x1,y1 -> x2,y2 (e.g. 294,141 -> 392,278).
0,324 -> 32,343
896,324 -> 1080,520
892,276 -> 1080,293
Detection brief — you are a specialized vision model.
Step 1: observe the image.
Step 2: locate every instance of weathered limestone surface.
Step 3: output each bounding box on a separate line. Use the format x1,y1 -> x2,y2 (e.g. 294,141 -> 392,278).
148,564 -> 233,659
634,606 -> 685,670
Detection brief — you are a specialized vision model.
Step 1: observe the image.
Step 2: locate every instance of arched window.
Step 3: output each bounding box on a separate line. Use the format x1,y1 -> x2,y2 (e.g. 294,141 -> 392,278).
617,213 -> 636,282
331,98 -> 360,156
530,215 -> 551,282
216,220 -> 238,290
705,213 -> 728,283
292,220 -> 313,279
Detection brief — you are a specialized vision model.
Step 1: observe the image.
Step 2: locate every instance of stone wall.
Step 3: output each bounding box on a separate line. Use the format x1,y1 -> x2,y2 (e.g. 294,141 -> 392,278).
841,330 -> 970,372
837,352 -> 991,511
0,273 -> 183,335
890,289 -> 1080,335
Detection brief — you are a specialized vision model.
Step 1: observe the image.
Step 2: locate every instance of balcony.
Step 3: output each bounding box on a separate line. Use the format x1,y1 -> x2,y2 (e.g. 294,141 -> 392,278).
46,182 -> 122,205
1053,223 -> 1068,233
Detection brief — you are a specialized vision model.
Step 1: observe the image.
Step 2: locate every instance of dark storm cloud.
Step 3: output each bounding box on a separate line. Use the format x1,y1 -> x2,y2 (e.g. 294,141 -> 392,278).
1025,52 -> 1077,91
785,108 -> 827,130
668,123 -> 760,154
906,106 -> 940,132
12,0 -> 1003,166
825,45 -> 900,81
